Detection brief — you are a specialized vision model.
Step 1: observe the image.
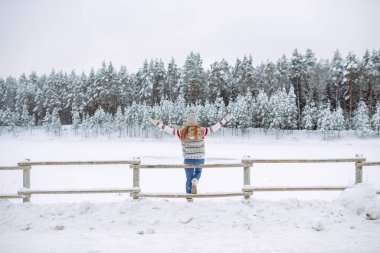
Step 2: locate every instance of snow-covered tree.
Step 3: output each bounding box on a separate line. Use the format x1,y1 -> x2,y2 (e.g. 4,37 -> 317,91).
214,96 -> 227,123
301,101 -> 318,131
114,106 -> 125,137
165,58 -> 181,101
71,106 -> 81,135
352,101 -> 372,137
371,102 -> 380,135
227,94 -> 253,129
330,105 -> 346,138
92,107 -> 106,136
343,52 -> 360,126
150,59 -> 166,106
81,113 -> 91,137
42,112 -> 51,133
255,90 -> 269,128
318,104 -> 333,139
50,108 -> 62,136
20,103 -> 34,133
181,52 -> 206,104
103,111 -> 114,137
1,108 -> 19,135
284,86 -> 299,130
207,59 -> 230,103
268,89 -> 287,131
290,49 -> 306,128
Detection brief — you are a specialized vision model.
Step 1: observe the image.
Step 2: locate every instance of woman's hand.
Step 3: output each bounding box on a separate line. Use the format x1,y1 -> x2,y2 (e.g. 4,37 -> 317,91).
224,114 -> 234,121
150,118 -> 159,126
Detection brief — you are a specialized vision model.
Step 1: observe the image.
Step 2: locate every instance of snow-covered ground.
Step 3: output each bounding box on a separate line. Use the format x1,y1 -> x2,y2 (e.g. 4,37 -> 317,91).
0,129 -> 380,252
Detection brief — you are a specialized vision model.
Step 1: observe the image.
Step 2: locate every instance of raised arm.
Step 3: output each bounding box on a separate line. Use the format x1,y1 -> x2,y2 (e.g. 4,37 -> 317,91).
149,118 -> 181,137
201,114 -> 234,137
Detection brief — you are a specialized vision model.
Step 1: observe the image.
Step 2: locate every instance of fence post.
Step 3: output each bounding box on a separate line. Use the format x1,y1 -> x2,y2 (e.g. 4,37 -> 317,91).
355,154 -> 365,184
131,157 -> 141,199
242,155 -> 252,199
18,159 -> 31,203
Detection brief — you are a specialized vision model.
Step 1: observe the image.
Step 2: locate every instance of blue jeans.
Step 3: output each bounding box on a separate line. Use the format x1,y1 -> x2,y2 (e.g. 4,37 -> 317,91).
184,158 -> 204,194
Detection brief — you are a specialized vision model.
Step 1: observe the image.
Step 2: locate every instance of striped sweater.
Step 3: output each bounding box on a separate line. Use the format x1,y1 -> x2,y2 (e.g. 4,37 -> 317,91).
155,119 -> 228,159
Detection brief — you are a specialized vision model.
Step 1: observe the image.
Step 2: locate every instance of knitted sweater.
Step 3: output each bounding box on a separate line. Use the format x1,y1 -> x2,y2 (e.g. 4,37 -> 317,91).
155,118 -> 227,159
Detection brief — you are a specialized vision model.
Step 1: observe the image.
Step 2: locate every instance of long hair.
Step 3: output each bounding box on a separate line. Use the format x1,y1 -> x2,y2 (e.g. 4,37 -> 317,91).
180,125 -> 200,142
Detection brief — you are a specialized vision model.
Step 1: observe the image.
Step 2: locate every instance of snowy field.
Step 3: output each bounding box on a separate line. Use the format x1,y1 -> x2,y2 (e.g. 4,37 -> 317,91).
1,129 -> 380,252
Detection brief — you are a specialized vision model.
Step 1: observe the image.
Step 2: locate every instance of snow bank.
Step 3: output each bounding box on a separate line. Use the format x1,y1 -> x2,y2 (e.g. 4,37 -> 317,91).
336,183 -> 380,220
1,195 -> 380,253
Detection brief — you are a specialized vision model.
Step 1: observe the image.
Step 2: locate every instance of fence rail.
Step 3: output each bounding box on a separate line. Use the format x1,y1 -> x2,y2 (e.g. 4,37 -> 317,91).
0,154 -> 379,202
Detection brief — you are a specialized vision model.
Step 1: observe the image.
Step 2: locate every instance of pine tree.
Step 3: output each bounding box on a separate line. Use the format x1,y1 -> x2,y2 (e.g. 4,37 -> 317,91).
15,74 -> 34,116
20,103 -> 34,133
50,108 -> 62,136
182,52 -> 206,104
92,107 -> 106,136
207,59 -> 230,103
343,52 -> 360,127
285,86 -> 298,130
173,94 -> 187,126
268,89 -> 286,130
327,50 -> 345,109
67,71 -> 84,123
71,106 -> 81,135
330,105 -> 346,136
352,101 -> 372,137
118,65 -> 132,108
165,58 -> 181,101
3,77 -> 17,112
276,55 -> 291,92
103,111 -> 114,137
151,59 -> 166,105
371,102 -> 380,135
81,113 -> 90,137
290,49 -> 306,128
366,50 -> 380,113
214,96 -> 227,124
304,49 -> 318,104
114,106 -> 125,137
301,101 -> 317,131
263,61 -> 278,96
255,90 -> 269,128
2,108 -> 19,135
42,112 -> 51,133
228,94 -> 253,129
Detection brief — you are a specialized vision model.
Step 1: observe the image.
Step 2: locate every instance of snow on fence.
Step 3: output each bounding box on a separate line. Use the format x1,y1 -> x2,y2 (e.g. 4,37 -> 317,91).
0,155 -> 379,203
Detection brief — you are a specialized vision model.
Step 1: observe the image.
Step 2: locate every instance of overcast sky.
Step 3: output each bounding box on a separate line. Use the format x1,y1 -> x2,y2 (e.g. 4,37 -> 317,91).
0,0 -> 379,78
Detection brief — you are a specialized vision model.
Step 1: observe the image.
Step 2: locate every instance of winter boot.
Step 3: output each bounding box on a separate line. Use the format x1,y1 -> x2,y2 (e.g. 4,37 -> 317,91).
191,178 -> 198,194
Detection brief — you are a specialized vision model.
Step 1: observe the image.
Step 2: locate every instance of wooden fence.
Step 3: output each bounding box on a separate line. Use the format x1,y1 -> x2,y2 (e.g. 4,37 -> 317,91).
0,154 -> 379,202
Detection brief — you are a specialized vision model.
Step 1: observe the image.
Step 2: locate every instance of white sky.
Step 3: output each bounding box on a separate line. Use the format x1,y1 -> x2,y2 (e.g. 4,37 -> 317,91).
0,0 -> 379,78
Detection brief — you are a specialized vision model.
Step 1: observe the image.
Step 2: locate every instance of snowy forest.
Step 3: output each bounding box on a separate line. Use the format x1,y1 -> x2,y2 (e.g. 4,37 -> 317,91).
1,49 -> 380,138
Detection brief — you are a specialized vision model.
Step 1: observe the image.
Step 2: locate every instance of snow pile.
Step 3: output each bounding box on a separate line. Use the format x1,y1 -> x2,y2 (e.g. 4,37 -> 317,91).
336,183 -> 380,220
1,195 -> 380,253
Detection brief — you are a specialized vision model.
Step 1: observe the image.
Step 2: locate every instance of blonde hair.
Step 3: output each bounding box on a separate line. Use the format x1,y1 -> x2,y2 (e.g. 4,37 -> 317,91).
180,125 -> 200,142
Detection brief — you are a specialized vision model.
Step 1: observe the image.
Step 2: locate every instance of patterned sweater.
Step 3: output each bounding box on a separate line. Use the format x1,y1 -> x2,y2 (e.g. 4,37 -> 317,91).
155,119 -> 227,159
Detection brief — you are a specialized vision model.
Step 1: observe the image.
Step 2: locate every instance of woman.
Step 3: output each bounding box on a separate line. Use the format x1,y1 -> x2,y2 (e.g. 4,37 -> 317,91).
149,113 -> 234,195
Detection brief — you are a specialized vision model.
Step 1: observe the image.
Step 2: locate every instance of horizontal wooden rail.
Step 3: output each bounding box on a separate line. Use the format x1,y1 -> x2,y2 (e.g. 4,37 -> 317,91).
246,158 -> 364,164
243,186 -> 349,192
18,187 -> 140,195
137,192 -> 251,198
18,160 -> 136,166
359,162 -> 380,167
134,163 -> 245,169
0,194 -> 24,199
0,166 -> 23,171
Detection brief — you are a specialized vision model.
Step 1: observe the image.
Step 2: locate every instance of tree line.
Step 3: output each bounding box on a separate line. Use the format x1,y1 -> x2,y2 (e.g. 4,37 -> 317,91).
0,49 -> 380,136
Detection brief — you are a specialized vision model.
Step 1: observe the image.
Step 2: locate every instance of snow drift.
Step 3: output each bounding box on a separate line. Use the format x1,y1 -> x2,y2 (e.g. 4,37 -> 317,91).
0,184 -> 379,253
